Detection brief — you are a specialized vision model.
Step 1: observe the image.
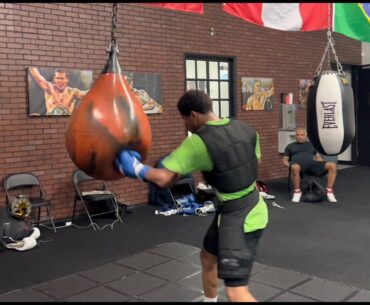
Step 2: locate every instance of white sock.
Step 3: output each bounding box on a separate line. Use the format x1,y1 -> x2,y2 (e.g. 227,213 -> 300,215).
204,296 -> 218,302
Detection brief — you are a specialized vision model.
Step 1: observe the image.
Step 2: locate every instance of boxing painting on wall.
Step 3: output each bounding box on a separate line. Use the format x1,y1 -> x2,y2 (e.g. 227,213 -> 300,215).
241,77 -> 274,111
124,72 -> 163,114
298,79 -> 314,109
27,67 -> 93,116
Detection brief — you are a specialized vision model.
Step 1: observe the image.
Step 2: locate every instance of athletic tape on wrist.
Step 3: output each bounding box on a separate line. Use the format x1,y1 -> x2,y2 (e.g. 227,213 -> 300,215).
137,165 -> 150,181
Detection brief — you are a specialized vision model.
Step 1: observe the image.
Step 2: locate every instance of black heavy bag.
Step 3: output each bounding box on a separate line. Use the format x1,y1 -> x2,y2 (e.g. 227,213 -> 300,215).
306,70 -> 355,156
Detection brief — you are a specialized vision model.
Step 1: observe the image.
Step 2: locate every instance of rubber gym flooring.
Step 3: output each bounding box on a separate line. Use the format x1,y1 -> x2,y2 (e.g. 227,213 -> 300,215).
0,165 -> 369,302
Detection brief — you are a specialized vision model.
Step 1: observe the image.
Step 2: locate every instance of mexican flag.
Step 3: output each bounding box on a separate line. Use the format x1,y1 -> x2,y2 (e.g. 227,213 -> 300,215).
222,3 -> 330,31
333,3 -> 370,43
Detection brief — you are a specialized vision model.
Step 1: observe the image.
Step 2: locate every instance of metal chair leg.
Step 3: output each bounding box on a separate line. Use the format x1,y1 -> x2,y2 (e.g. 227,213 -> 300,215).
37,207 -> 41,226
72,199 -> 77,222
45,205 -> 57,233
80,201 -> 97,231
112,198 -> 123,223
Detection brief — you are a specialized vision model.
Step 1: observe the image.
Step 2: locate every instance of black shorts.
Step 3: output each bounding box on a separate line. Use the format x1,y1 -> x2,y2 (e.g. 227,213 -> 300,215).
203,210 -> 264,287
291,160 -> 327,177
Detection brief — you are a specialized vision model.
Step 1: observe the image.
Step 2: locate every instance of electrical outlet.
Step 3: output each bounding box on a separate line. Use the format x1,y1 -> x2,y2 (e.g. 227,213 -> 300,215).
65,221 -> 72,227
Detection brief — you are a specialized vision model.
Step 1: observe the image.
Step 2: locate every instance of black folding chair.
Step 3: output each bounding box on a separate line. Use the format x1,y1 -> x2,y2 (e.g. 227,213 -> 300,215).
72,169 -> 123,230
4,173 -> 57,233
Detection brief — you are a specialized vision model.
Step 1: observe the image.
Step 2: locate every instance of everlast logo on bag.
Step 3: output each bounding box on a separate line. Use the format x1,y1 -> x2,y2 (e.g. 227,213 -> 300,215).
321,101 -> 338,129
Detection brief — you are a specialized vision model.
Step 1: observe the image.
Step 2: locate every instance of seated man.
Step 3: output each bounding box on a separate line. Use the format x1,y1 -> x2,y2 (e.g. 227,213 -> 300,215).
282,127 -> 337,203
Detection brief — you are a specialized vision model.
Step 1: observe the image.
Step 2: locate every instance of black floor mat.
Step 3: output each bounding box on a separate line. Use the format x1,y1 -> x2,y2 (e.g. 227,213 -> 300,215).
0,205 -> 213,293
257,165 -> 370,290
1,166 -> 369,292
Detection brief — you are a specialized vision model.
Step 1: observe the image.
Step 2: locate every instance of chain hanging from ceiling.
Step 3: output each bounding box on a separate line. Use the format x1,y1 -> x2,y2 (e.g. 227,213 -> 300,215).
107,2 -> 119,53
315,3 -> 344,77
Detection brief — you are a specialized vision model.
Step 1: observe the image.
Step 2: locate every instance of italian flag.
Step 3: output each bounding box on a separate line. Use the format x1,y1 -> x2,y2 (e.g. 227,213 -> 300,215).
223,3 -> 330,31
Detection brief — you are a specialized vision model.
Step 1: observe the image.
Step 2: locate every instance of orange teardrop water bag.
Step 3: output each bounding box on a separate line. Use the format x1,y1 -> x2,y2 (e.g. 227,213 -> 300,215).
66,49 -> 152,180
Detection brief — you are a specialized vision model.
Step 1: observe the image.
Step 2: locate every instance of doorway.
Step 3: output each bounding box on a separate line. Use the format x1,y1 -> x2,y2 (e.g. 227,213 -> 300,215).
356,64 -> 370,166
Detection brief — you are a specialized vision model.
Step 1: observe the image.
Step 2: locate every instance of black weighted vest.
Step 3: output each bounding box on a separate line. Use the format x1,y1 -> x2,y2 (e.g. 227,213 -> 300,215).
195,119 -> 258,193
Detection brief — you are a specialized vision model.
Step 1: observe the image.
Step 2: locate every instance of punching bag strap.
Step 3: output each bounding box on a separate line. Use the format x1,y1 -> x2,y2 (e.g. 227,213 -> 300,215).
315,3 -> 345,78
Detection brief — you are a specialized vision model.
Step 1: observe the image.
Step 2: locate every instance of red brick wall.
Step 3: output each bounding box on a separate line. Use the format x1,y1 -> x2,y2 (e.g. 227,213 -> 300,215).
0,3 -> 361,221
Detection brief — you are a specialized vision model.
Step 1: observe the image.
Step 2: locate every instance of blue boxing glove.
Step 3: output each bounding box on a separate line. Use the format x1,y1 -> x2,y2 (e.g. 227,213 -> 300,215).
115,149 -> 150,181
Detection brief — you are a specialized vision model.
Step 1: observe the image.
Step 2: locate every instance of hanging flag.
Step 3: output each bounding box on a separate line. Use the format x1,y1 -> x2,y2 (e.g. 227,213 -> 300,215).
222,3 -> 330,31
333,3 -> 370,43
146,3 -> 203,14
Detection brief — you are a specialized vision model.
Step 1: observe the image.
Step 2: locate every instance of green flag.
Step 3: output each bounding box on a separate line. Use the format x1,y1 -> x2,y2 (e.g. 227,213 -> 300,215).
333,3 -> 370,42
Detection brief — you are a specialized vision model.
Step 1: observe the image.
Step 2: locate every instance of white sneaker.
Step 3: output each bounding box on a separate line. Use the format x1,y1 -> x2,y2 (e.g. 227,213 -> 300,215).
327,192 -> 337,203
6,237 -> 37,251
259,191 -> 275,199
292,191 -> 302,203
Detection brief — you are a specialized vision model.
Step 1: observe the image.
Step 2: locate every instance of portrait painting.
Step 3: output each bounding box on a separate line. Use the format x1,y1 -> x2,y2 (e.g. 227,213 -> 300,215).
27,67 -> 93,116
242,77 -> 274,111
298,79 -> 314,109
124,72 -> 163,114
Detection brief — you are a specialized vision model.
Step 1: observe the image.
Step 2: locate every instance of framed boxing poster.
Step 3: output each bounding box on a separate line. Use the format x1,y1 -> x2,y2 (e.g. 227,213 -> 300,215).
124,72 -> 163,114
27,67 -> 93,116
298,79 -> 314,109
241,77 -> 274,111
